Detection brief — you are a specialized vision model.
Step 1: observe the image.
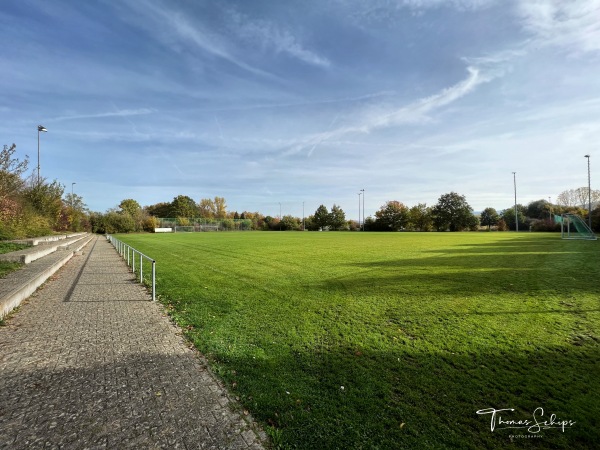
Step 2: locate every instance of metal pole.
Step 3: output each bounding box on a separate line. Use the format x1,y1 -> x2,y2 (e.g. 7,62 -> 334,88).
152,261 -> 156,301
140,254 -> 143,282
360,189 -> 365,231
512,172 -> 518,232
37,125 -> 47,185
37,130 -> 40,184
302,201 -> 305,231
358,192 -> 362,231
585,155 -> 591,229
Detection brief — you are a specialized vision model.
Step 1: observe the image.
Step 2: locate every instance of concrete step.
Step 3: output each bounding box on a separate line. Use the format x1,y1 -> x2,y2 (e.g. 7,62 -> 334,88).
0,233 -> 90,264
0,235 -> 94,319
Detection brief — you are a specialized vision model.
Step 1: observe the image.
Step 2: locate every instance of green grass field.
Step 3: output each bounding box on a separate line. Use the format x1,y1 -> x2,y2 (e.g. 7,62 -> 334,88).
117,232 -> 600,449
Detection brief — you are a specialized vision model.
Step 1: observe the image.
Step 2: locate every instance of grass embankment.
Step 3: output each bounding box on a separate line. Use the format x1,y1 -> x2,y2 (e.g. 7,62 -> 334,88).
0,242 -> 28,278
118,232 -> 600,449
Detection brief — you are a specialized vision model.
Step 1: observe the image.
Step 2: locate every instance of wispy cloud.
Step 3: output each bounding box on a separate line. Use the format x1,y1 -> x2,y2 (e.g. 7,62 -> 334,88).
226,9 -> 330,68
286,66 -> 489,157
51,108 -> 154,122
118,0 -> 275,79
516,0 -> 600,54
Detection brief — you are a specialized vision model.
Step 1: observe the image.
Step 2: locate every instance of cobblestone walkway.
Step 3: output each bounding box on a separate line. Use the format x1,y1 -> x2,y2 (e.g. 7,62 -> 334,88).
0,236 -> 267,449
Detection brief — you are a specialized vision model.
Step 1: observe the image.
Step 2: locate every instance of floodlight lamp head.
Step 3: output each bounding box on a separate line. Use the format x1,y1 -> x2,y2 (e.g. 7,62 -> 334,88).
584,154 -> 590,158
38,125 -> 47,132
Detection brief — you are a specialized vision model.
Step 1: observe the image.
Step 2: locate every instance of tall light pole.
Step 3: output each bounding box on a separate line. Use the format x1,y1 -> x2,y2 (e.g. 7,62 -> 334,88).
548,196 -> 552,220
71,182 -> 76,208
585,155 -> 591,229
512,172 -> 518,232
37,125 -> 47,184
302,201 -> 305,231
357,192 -> 362,231
360,189 -> 365,231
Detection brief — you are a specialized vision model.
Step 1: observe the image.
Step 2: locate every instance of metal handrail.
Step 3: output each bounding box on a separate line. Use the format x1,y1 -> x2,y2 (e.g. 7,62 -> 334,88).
106,235 -> 156,301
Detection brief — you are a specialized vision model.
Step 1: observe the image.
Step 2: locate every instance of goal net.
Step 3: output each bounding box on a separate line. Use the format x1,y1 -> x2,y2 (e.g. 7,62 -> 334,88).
174,226 -> 194,233
559,214 -> 597,240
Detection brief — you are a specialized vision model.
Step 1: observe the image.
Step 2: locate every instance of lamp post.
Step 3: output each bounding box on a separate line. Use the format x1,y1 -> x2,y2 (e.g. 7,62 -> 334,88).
512,172 -> 518,232
548,196 -> 552,220
37,125 -> 47,184
360,189 -> 365,231
71,182 -> 76,208
302,201 -> 305,231
357,192 -> 362,231
585,155 -> 591,229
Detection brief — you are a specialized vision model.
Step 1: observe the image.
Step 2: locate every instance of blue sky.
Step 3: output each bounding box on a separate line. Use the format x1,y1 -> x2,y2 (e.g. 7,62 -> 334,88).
2,0 -> 599,219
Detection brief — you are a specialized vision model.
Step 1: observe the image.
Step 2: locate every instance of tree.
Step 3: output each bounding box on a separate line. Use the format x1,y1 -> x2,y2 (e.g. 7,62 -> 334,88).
198,198 -> 215,218
145,202 -> 172,218
0,144 -> 28,200
22,179 -> 65,229
313,205 -> 329,230
525,199 -> 551,220
374,201 -> 409,231
431,192 -> 476,232
329,204 -> 347,230
556,188 -> 600,209
118,198 -> 145,231
500,206 -> 527,231
214,196 -> 227,219
62,193 -> 88,231
280,215 -> 301,231
480,207 -> 499,231
171,195 -> 198,218
407,203 -> 432,231
119,199 -> 141,217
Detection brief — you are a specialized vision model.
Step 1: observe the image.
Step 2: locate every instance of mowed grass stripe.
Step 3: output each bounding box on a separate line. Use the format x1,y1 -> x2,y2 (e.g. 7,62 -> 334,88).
118,232 -> 600,449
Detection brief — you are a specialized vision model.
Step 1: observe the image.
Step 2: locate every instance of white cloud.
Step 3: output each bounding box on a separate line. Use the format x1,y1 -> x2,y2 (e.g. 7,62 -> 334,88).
52,109 -> 154,122
226,9 -> 330,67
285,66 -> 490,157
516,0 -> 600,54
117,0 -> 275,79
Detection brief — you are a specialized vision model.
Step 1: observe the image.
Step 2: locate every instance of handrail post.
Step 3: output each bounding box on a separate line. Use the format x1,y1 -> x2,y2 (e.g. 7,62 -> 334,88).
152,261 -> 156,301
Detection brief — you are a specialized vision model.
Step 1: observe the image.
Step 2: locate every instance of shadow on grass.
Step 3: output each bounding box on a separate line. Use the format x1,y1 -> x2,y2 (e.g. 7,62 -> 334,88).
322,235 -> 600,298
213,337 -> 599,450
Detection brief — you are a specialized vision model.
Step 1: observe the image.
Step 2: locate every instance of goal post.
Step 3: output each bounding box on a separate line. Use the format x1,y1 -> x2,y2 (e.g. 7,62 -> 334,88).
559,214 -> 597,240
174,226 -> 194,233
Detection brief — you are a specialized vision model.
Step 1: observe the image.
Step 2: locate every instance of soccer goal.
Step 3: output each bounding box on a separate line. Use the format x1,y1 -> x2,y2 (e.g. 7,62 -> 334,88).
174,226 -> 194,233
559,214 -> 597,240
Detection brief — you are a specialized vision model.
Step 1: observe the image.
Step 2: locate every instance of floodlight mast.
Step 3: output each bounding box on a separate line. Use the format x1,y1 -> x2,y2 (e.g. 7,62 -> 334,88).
37,125 -> 47,184
585,155 -> 591,230
357,192 -> 362,231
360,189 -> 365,231
512,172 -> 518,232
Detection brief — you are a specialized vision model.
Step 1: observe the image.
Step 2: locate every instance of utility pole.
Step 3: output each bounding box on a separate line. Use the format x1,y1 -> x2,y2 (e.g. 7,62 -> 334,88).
357,192 -> 362,231
585,155 -> 592,229
512,172 -> 518,232
360,189 -> 365,231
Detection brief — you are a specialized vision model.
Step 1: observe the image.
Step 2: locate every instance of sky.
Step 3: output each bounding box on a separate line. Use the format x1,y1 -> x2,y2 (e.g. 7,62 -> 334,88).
2,0 -> 600,219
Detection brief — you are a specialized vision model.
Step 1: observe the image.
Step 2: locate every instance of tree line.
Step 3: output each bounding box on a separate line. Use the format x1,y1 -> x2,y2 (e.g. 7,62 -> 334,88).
2,142 -> 599,237
0,144 -> 87,239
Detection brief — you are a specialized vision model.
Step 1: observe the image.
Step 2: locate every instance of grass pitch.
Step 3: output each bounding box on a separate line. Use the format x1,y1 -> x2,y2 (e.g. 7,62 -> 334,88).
117,232 -> 600,449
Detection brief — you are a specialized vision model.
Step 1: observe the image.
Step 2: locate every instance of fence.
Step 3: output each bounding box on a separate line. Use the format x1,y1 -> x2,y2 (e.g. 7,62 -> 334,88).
106,235 -> 156,300
156,218 -> 253,231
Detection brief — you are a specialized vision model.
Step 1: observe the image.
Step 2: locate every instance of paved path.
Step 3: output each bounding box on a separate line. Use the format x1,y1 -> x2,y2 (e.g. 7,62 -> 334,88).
0,236 -> 267,449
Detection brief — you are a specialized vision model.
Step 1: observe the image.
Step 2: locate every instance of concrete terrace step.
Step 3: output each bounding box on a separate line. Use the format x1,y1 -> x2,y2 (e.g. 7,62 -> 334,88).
0,235 -> 94,319
10,232 -> 87,246
0,233 -> 90,264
